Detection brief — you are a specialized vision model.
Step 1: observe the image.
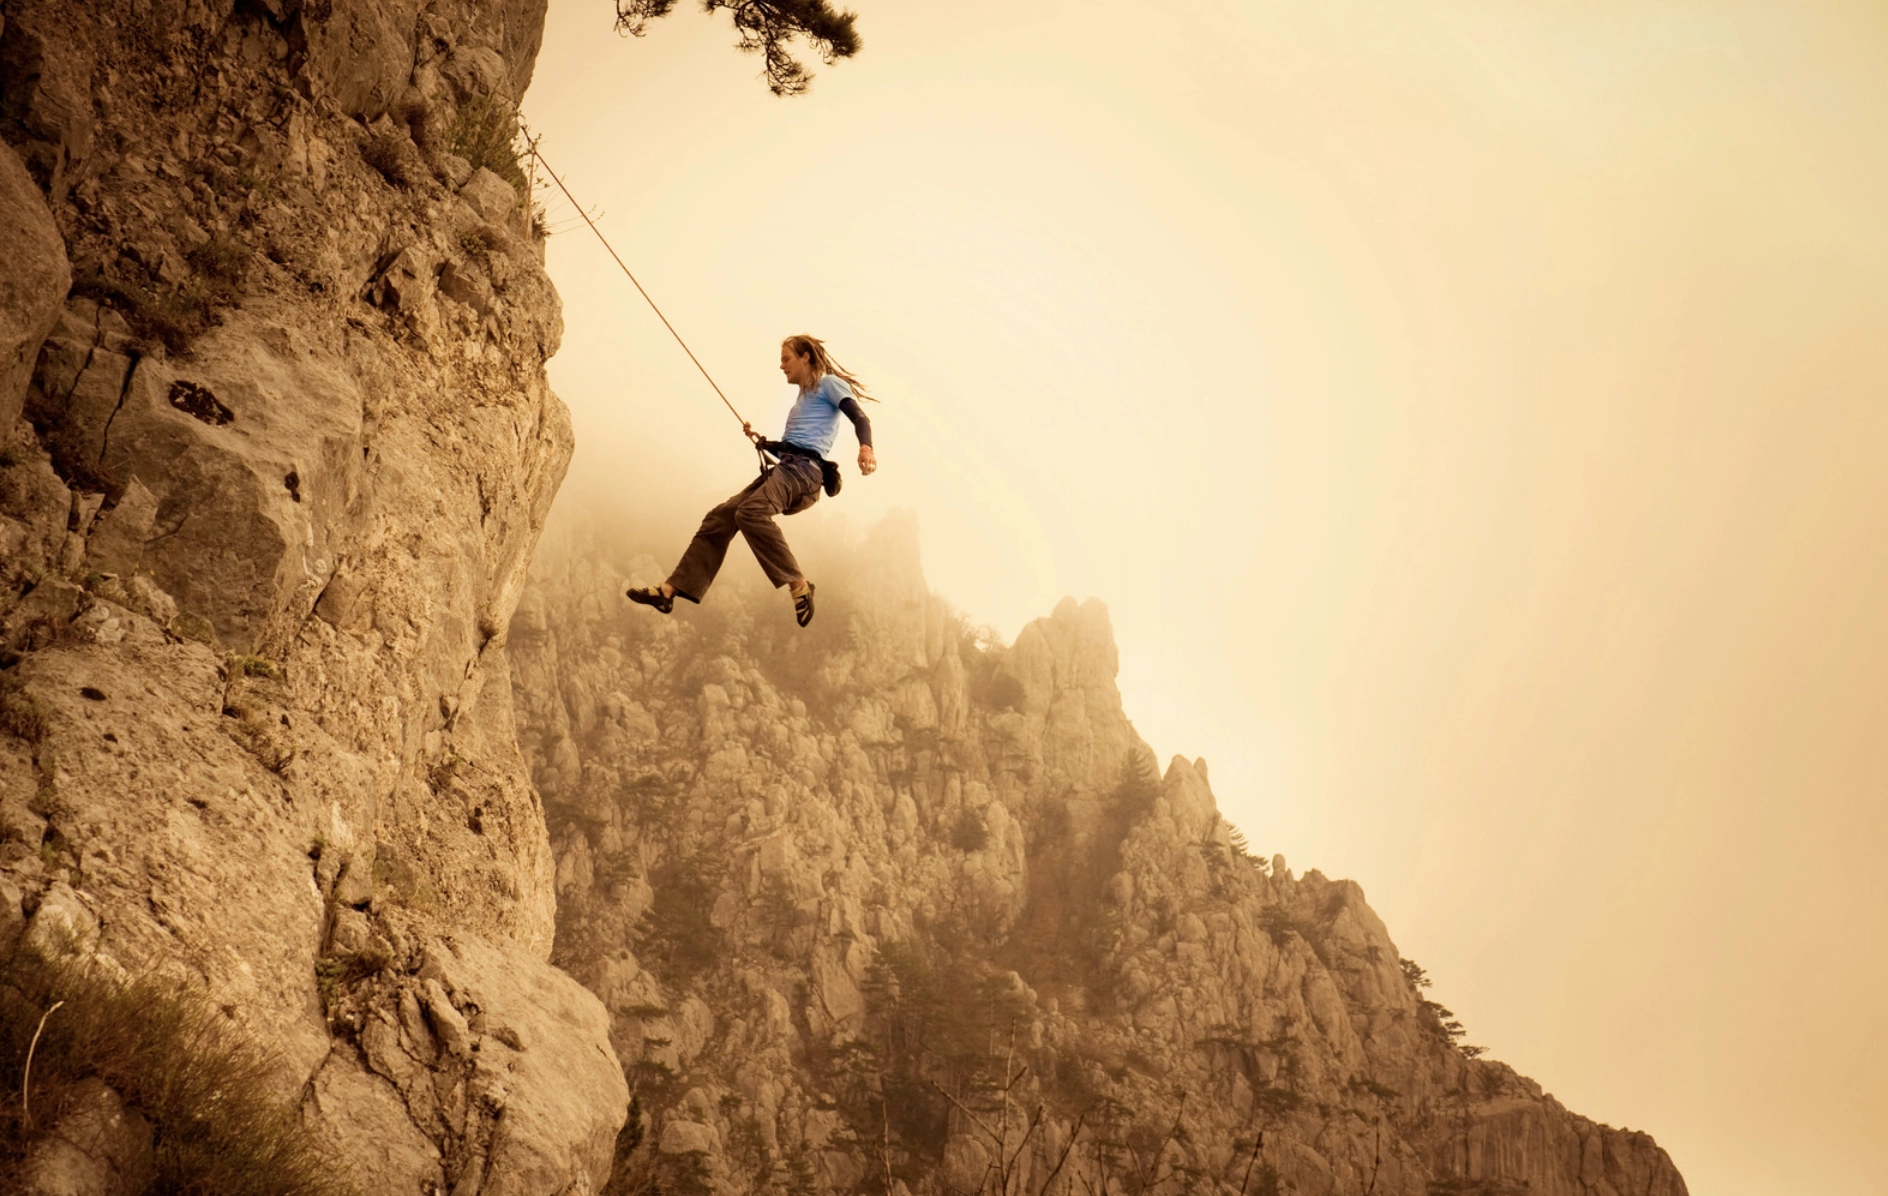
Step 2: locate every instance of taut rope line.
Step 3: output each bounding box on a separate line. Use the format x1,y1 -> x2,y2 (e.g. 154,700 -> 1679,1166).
521,127 -> 755,439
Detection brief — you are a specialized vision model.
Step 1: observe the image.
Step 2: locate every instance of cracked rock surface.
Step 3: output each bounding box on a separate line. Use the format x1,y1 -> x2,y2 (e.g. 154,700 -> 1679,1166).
0,1 -> 622,1192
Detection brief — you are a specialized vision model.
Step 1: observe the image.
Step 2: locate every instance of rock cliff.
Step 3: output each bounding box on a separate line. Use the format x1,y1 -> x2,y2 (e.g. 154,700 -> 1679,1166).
1,1 -> 622,1192
515,505 -> 1689,1196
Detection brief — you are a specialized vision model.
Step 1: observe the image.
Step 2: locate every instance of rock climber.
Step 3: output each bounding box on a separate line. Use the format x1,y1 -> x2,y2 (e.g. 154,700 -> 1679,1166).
626,335 -> 877,627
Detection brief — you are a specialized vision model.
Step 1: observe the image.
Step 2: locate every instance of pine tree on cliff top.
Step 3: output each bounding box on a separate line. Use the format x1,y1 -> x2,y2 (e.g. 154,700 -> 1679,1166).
614,0 -> 864,95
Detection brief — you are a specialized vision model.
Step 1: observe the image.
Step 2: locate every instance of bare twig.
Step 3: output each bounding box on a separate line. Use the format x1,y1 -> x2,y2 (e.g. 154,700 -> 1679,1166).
928,1079 -> 1004,1148
1236,1130 -> 1265,1196
882,1097 -> 896,1196
521,129 -> 541,233
1037,1112 -> 1088,1196
1001,1022 -> 1016,1192
929,1063 -> 1044,1196
1001,1105 -> 1045,1195
1133,1094 -> 1187,1195
1363,1121 -> 1383,1196
22,999 -> 65,1128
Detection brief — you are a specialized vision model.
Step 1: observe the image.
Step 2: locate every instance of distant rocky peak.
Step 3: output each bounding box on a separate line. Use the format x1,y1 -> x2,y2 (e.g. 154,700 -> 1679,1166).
514,504 -> 1688,1196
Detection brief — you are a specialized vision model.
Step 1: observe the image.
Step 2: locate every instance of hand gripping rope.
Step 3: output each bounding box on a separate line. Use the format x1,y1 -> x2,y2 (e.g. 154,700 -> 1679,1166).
521,125 -> 779,476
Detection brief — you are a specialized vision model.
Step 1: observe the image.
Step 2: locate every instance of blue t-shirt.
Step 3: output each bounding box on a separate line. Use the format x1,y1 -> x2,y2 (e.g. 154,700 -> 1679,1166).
779,375 -> 871,458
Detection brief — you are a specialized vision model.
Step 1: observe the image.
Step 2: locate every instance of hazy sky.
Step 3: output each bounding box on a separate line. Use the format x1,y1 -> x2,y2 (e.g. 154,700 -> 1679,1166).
523,2 -> 1888,1191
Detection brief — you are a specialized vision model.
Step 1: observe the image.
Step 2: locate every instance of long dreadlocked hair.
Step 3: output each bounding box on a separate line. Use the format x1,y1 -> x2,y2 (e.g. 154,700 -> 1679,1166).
783,334 -> 877,402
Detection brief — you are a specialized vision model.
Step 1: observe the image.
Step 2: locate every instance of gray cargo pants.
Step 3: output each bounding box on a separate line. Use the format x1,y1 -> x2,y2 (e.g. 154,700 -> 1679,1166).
666,455 -> 823,602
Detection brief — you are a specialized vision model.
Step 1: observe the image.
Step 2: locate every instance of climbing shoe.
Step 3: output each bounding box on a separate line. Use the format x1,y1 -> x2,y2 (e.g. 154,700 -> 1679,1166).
793,581 -> 816,628
626,585 -> 673,614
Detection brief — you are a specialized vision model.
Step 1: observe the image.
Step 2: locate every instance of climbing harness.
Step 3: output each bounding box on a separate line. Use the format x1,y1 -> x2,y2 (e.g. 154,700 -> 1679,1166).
521,125 -> 778,479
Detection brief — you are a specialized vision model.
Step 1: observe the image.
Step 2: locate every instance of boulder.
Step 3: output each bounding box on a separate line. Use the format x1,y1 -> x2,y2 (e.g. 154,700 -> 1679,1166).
0,140 -> 69,432
657,1119 -> 717,1156
84,478 -> 157,577
442,44 -> 510,102
20,302 -> 131,476
0,441 -> 72,590
410,934 -> 627,1196
459,167 -> 518,225
21,1078 -> 154,1196
304,1049 -> 445,1196
296,0 -> 422,120
0,3 -> 96,201
23,882 -> 99,958
89,310 -> 366,653
421,977 -> 472,1058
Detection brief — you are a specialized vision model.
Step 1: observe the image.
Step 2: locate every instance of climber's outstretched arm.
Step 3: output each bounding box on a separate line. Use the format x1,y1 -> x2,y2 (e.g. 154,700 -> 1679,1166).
839,397 -> 876,475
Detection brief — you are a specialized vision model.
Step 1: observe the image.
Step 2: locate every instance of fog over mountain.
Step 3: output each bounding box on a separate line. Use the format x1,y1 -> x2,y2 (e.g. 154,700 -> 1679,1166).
506,487 -> 1685,1194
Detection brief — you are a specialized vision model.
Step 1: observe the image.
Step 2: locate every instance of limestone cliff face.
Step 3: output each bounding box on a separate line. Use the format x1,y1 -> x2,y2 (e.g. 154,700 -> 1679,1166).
515,508 -> 1688,1196
0,2 -> 622,1192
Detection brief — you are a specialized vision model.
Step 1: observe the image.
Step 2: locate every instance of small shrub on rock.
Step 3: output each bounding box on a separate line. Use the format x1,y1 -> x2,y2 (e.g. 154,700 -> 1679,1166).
950,806 -> 989,852
0,950 -> 357,1195
232,654 -> 281,679
361,133 -> 418,188
445,95 -> 528,191
633,856 -> 726,989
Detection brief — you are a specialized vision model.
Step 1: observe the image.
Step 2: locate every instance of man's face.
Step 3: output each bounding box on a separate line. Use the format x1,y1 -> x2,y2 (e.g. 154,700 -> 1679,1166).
780,345 -> 814,387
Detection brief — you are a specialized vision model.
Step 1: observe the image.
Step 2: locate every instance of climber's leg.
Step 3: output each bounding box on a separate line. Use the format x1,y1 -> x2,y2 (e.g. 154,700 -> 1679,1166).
735,457 -> 821,591
665,481 -> 760,603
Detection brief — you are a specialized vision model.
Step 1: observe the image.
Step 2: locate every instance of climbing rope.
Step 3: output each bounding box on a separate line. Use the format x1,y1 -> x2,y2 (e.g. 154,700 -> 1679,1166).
520,124 -> 761,451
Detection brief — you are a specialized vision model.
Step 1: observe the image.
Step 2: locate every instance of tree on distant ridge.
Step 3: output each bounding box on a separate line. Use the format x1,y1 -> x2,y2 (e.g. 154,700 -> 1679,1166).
614,0 -> 864,95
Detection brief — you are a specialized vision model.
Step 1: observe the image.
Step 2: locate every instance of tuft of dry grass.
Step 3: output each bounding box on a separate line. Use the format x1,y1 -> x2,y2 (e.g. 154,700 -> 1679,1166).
0,676 -> 50,744
360,133 -> 418,188
0,949 -> 359,1196
232,654 -> 281,680
70,236 -> 247,357
314,946 -> 394,1018
392,97 -> 436,155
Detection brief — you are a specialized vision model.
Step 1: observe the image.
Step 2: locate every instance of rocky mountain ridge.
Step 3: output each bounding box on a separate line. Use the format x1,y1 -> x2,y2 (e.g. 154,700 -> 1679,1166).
514,505 -> 1689,1196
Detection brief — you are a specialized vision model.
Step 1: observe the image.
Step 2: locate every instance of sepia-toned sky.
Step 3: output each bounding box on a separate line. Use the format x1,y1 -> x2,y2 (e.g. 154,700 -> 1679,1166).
522,2 -> 1888,1191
